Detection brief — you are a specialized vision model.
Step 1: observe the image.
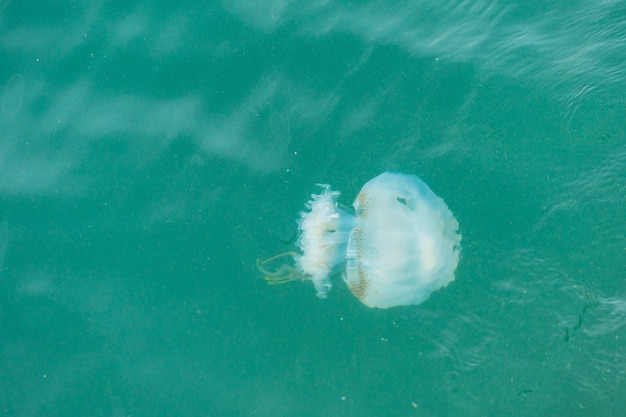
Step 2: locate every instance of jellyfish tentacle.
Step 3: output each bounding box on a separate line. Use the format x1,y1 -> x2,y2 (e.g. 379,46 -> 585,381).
256,252 -> 306,285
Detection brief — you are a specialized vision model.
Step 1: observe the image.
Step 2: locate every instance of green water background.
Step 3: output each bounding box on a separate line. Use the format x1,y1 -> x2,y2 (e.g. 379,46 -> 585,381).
1,1 -> 625,416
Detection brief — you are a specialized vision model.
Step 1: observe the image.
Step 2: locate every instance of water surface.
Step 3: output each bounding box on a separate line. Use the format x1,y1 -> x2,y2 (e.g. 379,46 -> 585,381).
1,1 -> 625,416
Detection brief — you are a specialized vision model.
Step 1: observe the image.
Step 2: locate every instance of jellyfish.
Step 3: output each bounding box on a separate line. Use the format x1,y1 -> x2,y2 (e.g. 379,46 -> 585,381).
258,172 -> 461,308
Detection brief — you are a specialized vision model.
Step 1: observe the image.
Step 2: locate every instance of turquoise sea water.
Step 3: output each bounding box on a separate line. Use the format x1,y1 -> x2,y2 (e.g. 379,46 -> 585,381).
1,1 -> 625,416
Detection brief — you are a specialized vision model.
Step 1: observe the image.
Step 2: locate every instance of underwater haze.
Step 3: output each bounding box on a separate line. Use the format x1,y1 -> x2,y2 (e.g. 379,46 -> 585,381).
1,0 -> 625,416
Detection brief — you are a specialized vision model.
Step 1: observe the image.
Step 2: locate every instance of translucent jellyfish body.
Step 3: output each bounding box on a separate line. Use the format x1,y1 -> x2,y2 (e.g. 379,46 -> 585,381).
258,172 -> 461,308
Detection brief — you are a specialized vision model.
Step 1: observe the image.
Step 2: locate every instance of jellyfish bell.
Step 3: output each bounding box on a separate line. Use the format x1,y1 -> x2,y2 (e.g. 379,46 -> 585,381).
344,172 -> 461,308
258,171 -> 461,308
